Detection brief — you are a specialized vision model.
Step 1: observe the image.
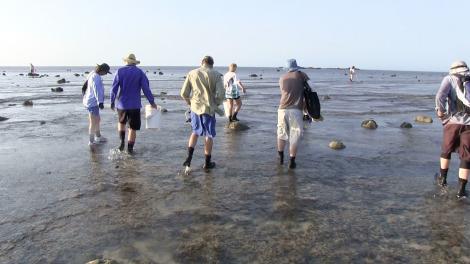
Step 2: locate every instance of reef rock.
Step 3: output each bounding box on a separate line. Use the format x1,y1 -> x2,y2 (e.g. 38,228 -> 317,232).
400,122 -> 413,128
225,122 -> 250,131
329,140 -> 345,150
361,119 -> 378,129
51,87 -> 63,92
23,100 -> 33,106
57,78 -> 66,84
415,115 -> 433,123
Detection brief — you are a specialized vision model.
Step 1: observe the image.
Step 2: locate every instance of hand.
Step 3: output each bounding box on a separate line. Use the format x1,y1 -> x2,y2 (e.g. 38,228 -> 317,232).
151,103 -> 158,109
99,103 -> 104,110
437,110 -> 445,120
110,103 -> 115,111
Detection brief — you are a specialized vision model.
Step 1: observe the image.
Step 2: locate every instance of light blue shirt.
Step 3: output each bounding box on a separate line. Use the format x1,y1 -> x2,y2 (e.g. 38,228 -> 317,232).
83,71 -> 104,108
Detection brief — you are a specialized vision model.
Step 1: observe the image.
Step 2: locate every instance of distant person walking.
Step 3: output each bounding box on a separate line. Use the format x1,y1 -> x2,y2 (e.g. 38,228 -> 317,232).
110,54 -> 157,153
224,63 -> 246,122
181,56 -> 225,170
277,59 -> 313,169
349,66 -> 356,82
436,60 -> 470,198
83,63 -> 111,147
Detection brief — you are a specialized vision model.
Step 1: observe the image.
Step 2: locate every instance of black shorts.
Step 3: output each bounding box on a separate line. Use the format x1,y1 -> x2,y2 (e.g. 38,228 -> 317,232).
117,109 -> 141,130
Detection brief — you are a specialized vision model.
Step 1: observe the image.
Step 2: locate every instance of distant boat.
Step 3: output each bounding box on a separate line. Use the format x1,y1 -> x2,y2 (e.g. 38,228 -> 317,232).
27,63 -> 39,77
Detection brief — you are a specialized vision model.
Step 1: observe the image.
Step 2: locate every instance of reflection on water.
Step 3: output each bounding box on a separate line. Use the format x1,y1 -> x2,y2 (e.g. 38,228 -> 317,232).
0,67 -> 469,263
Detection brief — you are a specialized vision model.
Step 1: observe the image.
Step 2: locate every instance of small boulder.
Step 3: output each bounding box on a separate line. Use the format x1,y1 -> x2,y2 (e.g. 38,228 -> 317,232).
249,74 -> 258,78
154,71 -> 157,74
8,104 -> 16,106
19,73 -> 24,76
159,71 -> 164,75
0,116 -> 9,122
225,122 -> 250,131
74,73 -> 80,77
40,121 -> 46,125
329,140 -> 345,150
51,87 -> 63,92
84,71 -> 90,74
54,75 -> 60,78
400,122 -> 413,128
361,119 -> 378,129
57,78 -> 66,84
391,74 -> 397,77
322,95 -> 331,100
160,107 -> 168,113
23,100 -> 33,106
160,91 -> 167,95
415,115 -> 433,123
2,73 -> 5,76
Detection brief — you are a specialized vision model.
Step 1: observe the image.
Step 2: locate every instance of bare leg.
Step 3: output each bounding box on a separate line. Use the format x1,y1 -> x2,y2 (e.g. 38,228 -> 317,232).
278,138 -> 286,152
228,99 -> 234,120
289,142 -> 298,158
88,114 -> 95,143
440,158 -> 450,170
458,167 -> 469,198
93,115 -> 101,137
204,137 -> 213,155
128,129 -> 136,142
234,98 -> 242,113
188,133 -> 198,148
459,168 -> 469,181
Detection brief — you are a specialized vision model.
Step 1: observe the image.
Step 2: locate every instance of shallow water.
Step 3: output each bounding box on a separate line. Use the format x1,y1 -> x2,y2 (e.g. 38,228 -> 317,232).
1,67 -> 469,263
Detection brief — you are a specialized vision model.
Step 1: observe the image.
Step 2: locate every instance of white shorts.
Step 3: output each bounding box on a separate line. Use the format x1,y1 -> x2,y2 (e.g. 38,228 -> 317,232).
277,108 -> 303,145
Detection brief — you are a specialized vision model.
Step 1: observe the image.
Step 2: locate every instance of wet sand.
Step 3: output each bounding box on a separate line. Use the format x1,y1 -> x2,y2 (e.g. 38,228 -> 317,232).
0,67 -> 469,263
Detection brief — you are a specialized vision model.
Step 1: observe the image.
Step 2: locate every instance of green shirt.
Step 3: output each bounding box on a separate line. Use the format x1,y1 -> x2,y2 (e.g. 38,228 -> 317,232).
180,66 -> 225,115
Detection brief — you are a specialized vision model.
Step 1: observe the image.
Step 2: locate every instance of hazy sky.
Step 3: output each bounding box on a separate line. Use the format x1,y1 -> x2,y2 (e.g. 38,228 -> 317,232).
0,0 -> 468,71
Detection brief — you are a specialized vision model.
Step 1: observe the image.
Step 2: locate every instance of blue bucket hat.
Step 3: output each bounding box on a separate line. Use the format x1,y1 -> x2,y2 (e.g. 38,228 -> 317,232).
286,59 -> 300,72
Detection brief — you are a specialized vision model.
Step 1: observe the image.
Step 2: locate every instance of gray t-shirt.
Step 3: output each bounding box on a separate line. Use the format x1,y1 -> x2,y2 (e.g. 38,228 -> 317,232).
279,71 -> 309,110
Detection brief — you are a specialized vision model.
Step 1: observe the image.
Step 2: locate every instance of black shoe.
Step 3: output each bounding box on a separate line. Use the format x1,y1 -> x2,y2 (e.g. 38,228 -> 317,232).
118,144 -> 125,152
457,191 -> 467,199
203,161 -> 216,170
183,159 -> 191,167
232,116 -> 239,122
288,160 -> 296,169
437,174 -> 447,187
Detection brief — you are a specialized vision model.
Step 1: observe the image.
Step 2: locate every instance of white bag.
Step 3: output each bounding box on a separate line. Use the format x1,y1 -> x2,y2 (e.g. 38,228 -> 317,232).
145,105 -> 162,129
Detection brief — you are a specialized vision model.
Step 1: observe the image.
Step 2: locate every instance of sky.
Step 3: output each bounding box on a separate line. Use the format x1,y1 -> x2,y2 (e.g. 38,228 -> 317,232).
0,0 -> 469,71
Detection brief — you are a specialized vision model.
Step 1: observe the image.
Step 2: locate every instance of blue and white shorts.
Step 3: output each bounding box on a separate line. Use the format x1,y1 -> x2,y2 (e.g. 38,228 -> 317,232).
191,112 -> 216,138
225,84 -> 240,99
87,106 -> 100,116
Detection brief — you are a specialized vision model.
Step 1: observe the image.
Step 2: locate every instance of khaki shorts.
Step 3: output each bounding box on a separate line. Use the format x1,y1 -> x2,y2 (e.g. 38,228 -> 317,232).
277,108 -> 303,145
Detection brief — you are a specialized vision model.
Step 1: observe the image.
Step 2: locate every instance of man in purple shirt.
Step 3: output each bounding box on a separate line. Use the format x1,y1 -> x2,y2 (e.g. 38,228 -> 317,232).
111,53 -> 157,153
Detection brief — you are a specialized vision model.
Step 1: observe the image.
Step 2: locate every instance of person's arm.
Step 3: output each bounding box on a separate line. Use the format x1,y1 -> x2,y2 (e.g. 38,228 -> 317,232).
110,72 -> 119,110
180,74 -> 192,106
235,74 -> 246,93
215,73 -> 225,106
141,72 -> 157,108
436,77 -> 452,119
96,76 -> 105,108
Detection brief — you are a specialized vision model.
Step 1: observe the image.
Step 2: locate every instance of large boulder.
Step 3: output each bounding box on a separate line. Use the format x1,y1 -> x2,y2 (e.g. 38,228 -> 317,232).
361,119 -> 378,129
0,116 -> 8,121
329,140 -> 345,150
225,122 -> 250,131
57,78 -> 66,84
400,122 -> 413,128
51,87 -> 63,92
23,100 -> 33,106
415,115 -> 433,123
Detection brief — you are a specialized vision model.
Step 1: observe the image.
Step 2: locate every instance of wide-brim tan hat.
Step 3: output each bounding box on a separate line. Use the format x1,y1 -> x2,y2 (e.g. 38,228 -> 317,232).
450,60 -> 469,75
123,53 -> 140,65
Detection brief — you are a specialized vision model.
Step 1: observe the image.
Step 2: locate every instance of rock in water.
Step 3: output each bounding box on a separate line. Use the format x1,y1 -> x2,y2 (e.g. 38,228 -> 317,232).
415,115 -> 433,123
2,73 -> 5,76
54,75 -> 60,77
40,121 -> 46,125
86,259 -> 117,264
329,140 -> 345,150
159,71 -> 164,75
57,78 -> 66,84
361,119 -> 378,129
400,122 -> 413,128
322,95 -> 331,100
249,74 -> 258,78
160,107 -> 168,113
0,116 -> 8,122
84,71 -> 90,74
74,73 -> 80,77
225,122 -> 250,131
51,87 -> 63,92
23,100 -> 33,106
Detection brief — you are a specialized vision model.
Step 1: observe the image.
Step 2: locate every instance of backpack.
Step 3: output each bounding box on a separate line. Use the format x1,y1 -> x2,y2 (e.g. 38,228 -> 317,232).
303,75 -> 321,119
